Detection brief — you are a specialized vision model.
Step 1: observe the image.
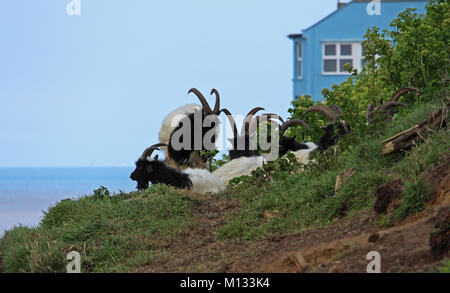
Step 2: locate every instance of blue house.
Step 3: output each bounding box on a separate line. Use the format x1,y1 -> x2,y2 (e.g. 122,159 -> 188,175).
288,0 -> 427,101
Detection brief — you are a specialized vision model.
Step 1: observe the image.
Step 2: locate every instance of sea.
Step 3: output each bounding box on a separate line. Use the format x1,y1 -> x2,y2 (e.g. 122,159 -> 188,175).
0,167 -> 136,237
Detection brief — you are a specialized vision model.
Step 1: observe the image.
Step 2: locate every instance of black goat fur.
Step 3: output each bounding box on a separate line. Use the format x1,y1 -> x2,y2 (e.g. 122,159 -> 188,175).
318,124 -> 338,153
318,123 -> 351,152
168,110 -> 219,167
228,134 -> 311,159
228,134 -> 260,160
130,158 -> 192,190
279,135 -> 309,157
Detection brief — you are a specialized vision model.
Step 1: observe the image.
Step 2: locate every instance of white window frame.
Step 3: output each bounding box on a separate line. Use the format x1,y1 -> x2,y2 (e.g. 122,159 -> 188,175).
296,42 -> 302,79
322,42 -> 362,75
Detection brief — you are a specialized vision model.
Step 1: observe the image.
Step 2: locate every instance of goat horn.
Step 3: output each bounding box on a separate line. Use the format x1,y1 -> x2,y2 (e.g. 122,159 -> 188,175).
390,88 -> 418,102
141,143 -> 167,160
210,88 -> 220,114
329,104 -> 343,117
241,107 -> 265,135
220,108 -> 239,141
247,113 -> 281,136
338,119 -> 350,134
256,113 -> 284,124
366,103 -> 376,119
301,105 -> 338,123
379,101 -> 408,112
280,119 -> 310,134
188,88 -> 212,114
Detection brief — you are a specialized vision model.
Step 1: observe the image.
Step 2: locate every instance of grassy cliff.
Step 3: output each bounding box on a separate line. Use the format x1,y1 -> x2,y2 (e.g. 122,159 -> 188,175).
1,0 -> 449,273
0,93 -> 448,272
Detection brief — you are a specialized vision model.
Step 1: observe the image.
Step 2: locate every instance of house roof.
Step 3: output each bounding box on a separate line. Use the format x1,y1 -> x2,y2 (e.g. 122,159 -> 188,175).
288,0 -> 427,37
287,33 -> 303,39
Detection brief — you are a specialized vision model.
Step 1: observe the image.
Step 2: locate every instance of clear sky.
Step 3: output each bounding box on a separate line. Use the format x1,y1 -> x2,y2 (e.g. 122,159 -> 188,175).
0,0 -> 345,167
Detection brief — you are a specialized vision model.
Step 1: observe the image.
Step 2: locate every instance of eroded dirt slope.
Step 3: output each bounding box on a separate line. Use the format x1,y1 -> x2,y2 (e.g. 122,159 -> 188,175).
137,158 -> 449,273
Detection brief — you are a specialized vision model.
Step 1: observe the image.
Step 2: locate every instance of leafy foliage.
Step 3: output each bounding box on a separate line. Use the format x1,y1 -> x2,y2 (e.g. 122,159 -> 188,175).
0,1 -> 449,272
288,0 -> 449,142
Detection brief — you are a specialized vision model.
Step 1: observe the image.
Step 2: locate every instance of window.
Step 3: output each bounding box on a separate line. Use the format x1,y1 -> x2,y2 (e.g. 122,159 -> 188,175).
322,42 -> 362,75
296,42 -> 302,78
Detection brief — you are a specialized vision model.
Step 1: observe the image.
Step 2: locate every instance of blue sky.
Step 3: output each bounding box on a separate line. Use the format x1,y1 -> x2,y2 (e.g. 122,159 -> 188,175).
0,0 -> 345,167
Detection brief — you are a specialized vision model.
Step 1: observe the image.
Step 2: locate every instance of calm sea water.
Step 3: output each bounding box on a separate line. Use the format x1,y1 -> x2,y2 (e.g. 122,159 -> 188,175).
0,167 -> 136,236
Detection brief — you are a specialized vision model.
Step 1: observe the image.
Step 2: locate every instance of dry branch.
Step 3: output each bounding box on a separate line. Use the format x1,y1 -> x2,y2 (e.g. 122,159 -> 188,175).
381,101 -> 449,155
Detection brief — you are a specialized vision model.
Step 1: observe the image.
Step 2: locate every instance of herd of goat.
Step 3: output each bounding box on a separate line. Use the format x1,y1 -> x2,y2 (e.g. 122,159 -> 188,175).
130,87 -> 416,194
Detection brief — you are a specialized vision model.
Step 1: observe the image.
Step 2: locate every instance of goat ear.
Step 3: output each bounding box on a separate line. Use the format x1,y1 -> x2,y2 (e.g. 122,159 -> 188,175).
146,165 -> 153,173
154,154 -> 159,160
292,135 -> 297,140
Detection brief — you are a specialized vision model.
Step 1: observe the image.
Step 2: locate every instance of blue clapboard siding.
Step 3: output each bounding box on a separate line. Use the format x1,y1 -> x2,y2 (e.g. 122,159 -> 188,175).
289,0 -> 427,101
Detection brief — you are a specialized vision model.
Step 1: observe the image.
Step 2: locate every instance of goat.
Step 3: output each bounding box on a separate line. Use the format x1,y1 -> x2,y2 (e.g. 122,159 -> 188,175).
158,103 -> 202,156
267,115 -> 318,164
130,143 -> 225,194
213,108 -> 268,185
269,116 -> 315,157
130,143 -> 192,190
159,88 -> 222,170
220,107 -> 265,160
366,88 -> 417,124
301,104 -> 350,152
213,110 -> 316,185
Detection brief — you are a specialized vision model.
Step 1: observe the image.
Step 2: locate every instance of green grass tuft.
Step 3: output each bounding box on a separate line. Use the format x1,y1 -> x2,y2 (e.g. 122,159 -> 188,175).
0,185 -> 196,272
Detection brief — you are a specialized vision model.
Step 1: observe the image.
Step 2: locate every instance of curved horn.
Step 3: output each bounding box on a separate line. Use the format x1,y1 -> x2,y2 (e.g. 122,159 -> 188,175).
280,119 -> 310,134
263,113 -> 285,124
301,105 -> 338,122
241,107 -> 265,135
338,120 -> 350,134
210,88 -> 220,114
141,143 -> 167,160
248,113 -> 282,135
366,103 -> 376,120
329,104 -> 343,117
379,101 -> 408,112
188,88 -> 212,114
390,88 -> 418,102
220,108 -> 239,141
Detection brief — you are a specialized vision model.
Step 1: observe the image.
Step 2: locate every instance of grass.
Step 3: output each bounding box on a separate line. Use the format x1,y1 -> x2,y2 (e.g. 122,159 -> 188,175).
216,99 -> 450,241
0,184 -> 196,272
433,259 -> 450,273
0,96 -> 448,272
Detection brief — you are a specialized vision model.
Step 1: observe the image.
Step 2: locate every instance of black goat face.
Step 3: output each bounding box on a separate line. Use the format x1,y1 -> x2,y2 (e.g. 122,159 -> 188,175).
337,123 -> 351,135
318,124 -> 337,153
320,124 -> 335,134
130,159 -> 155,190
280,135 -> 308,154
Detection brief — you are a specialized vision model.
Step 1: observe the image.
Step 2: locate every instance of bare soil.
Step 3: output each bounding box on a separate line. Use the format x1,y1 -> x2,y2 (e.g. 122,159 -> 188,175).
136,157 -> 450,273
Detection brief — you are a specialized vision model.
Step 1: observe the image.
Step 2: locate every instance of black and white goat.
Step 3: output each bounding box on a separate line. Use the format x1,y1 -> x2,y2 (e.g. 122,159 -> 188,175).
158,88 -> 222,170
130,143 -> 225,194
268,116 -> 318,163
212,108 -> 271,185
366,88 -> 417,124
213,109 -> 316,185
301,104 -> 350,152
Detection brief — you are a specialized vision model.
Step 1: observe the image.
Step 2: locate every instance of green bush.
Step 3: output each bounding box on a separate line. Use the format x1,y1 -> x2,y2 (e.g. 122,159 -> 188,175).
288,0 -> 449,141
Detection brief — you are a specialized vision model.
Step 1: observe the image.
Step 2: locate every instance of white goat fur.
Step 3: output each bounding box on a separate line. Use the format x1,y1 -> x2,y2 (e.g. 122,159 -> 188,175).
289,142 -> 318,165
213,156 -> 265,185
213,142 -> 317,186
158,103 -> 202,158
185,168 -> 225,194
